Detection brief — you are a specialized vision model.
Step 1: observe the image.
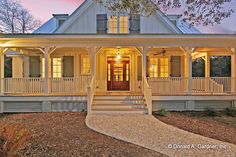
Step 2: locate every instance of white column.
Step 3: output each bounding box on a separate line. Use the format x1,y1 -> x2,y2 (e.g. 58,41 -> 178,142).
0,51 -> 4,95
205,54 -> 210,78
142,47 -> 147,78
187,52 -> 193,95
91,47 -> 95,78
44,48 -> 50,95
231,48 -> 236,94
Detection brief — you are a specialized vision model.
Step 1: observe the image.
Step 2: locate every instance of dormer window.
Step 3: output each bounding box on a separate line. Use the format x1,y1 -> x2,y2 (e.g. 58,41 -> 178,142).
108,15 -> 129,34
58,19 -> 66,27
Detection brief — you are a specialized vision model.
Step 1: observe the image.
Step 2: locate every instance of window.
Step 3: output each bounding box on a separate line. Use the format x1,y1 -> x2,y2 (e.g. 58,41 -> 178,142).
119,16 -> 129,33
149,58 -> 158,78
149,57 -> 169,78
160,58 -> 169,77
109,15 -> 129,34
52,58 -> 62,78
81,55 -> 91,75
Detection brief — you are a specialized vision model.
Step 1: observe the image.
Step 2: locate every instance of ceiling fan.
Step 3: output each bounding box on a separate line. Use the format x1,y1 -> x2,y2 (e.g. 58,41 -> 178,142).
153,48 -> 167,56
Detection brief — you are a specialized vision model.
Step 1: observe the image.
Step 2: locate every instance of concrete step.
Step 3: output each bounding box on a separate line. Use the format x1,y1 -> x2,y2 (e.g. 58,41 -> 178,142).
91,108 -> 147,114
94,96 -> 144,100
92,104 -> 146,110
93,100 -> 145,105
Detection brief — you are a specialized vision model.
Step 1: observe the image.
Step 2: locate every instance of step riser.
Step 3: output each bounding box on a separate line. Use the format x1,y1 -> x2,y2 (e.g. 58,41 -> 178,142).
94,96 -> 144,100
91,111 -> 147,114
92,106 -> 146,110
93,101 -> 145,105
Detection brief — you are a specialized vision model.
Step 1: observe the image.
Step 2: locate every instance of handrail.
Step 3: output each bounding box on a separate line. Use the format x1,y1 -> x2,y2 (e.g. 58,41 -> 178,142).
87,76 -> 95,114
143,76 -> 152,115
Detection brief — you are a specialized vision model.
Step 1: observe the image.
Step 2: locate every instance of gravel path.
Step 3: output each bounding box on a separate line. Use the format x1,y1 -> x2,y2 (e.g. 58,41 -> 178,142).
0,113 -> 164,157
86,114 -> 236,157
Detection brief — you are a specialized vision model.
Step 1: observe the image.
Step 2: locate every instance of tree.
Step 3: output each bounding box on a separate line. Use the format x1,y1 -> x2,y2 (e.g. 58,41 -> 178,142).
96,0 -> 234,26
0,0 -> 40,33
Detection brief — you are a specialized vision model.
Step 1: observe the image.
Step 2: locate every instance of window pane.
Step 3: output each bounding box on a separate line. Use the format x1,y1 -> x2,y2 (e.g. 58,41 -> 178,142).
149,58 -> 158,78
119,16 -> 129,33
109,16 -> 118,33
53,58 -> 62,78
81,55 -> 91,75
160,58 -> 169,77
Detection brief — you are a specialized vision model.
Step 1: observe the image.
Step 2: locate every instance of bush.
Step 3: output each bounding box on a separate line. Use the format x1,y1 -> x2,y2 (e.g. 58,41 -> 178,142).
156,108 -> 169,117
204,107 -> 218,117
224,108 -> 236,117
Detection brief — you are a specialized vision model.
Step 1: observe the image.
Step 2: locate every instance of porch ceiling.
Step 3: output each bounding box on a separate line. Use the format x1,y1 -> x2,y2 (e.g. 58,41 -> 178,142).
0,34 -> 236,48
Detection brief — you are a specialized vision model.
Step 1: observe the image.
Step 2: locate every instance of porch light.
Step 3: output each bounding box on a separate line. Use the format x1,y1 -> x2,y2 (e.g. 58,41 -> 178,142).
116,48 -> 121,61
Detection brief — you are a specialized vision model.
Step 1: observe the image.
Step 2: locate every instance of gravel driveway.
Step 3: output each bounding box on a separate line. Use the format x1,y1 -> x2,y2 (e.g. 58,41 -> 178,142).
0,113 -> 164,157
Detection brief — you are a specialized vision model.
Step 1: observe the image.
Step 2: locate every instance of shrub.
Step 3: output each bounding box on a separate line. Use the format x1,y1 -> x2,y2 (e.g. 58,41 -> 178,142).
204,107 -> 218,117
224,108 -> 236,117
156,108 -> 169,117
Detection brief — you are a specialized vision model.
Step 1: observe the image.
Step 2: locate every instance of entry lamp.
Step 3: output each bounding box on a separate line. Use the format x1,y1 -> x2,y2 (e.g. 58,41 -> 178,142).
116,48 -> 121,61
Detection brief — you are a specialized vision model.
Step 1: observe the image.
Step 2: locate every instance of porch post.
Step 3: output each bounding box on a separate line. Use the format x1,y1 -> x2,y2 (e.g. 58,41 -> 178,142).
142,47 -> 147,78
44,47 -> 50,95
0,49 -> 4,95
205,54 -> 210,78
231,48 -> 236,94
91,47 -> 95,78
187,51 -> 193,95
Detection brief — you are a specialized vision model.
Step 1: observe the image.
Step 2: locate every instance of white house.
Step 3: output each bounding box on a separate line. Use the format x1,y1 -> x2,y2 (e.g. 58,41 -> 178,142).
0,0 -> 236,114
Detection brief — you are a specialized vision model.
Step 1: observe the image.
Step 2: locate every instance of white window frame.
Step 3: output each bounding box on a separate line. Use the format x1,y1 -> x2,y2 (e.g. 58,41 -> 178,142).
81,55 -> 91,75
52,57 -> 63,78
149,56 -> 170,78
108,14 -> 130,34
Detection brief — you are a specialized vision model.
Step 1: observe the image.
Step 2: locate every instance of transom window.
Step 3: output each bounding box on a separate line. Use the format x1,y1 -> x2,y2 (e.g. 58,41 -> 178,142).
149,57 -> 169,78
52,58 -> 62,78
108,15 -> 129,34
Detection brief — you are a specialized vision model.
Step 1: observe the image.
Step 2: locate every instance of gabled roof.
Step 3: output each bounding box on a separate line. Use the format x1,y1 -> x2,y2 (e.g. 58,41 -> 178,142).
35,0 -> 201,34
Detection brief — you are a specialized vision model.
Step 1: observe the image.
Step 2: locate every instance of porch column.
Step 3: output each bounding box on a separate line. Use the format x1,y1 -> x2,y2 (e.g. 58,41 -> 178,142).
231,48 -> 236,94
186,51 -> 193,95
205,54 -> 210,78
91,47 -> 95,78
0,49 -> 4,95
142,47 -> 147,78
44,47 -> 50,95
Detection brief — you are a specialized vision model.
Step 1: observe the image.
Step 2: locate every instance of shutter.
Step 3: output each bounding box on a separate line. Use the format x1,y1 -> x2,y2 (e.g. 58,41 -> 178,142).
29,56 -> 40,77
63,56 -> 74,77
129,14 -> 140,34
137,56 -> 142,80
146,56 -> 150,77
97,14 -> 107,34
171,56 -> 181,77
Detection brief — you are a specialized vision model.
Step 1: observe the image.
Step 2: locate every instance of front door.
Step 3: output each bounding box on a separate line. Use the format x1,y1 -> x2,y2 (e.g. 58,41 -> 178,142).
107,57 -> 130,91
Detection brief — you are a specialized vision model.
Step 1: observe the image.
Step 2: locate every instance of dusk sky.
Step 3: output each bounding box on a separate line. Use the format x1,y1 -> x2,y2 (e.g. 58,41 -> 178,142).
21,0 -> 236,34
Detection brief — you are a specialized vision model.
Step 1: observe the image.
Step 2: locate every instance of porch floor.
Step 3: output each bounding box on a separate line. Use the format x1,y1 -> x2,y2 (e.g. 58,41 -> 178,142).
86,114 -> 236,157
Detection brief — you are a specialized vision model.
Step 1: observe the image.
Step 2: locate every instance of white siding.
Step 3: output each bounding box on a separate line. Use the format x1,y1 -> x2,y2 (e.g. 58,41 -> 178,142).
62,2 -> 176,34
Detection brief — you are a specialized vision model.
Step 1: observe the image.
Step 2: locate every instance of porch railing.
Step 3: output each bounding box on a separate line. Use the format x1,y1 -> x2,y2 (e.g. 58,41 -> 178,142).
192,77 -> 223,94
143,76 -> 152,115
148,77 -> 188,95
2,76 -> 91,95
51,76 -> 91,94
149,77 -> 229,95
4,78 -> 44,94
87,76 -> 95,113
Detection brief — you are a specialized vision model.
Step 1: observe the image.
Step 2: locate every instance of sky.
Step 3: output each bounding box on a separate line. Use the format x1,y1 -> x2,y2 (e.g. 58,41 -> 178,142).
21,0 -> 236,34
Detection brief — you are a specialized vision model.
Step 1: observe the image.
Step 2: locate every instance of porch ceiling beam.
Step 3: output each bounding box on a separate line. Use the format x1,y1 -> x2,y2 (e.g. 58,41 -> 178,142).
2,48 -> 9,54
95,47 -> 103,54
135,47 -> 143,55
38,47 -> 57,54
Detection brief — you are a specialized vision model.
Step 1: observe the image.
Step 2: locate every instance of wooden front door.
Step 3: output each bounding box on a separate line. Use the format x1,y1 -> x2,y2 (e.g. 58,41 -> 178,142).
107,58 -> 130,91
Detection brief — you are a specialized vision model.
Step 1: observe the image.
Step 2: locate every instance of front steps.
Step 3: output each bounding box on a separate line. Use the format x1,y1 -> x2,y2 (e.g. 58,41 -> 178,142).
91,95 -> 148,114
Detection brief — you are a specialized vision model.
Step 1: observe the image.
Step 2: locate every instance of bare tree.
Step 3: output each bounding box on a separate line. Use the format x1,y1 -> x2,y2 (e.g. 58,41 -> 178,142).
0,0 -> 41,33
17,8 -> 41,33
96,0 -> 234,26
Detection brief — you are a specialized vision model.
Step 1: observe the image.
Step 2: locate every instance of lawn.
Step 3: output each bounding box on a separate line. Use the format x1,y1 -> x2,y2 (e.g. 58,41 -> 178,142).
0,113 -> 164,157
154,111 -> 236,145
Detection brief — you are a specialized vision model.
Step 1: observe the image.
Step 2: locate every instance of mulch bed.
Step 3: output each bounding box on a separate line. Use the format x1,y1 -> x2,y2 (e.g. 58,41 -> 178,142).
155,112 -> 236,145
0,113 -> 164,157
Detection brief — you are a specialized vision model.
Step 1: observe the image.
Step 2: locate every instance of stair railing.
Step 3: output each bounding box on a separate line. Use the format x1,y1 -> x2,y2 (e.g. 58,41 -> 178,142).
143,76 -> 153,115
87,76 -> 95,113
